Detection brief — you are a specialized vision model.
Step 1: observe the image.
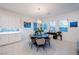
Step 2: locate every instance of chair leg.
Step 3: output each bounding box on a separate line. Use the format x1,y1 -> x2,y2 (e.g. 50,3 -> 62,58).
43,46 -> 45,50
37,46 -> 39,52
36,45 -> 46,51
49,42 -> 50,47
47,40 -> 50,47
60,36 -> 62,40
29,42 -> 33,48
31,43 -> 32,48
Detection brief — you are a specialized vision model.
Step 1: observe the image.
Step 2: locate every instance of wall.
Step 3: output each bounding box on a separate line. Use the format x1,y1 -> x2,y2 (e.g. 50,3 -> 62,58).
0,8 -> 24,45
54,10 -> 79,42
0,8 -> 24,28
23,10 -> 79,43
0,8 -> 78,43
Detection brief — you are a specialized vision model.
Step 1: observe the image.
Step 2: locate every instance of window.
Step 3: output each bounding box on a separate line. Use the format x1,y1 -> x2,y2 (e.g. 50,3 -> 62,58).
70,22 -> 78,27
42,23 -> 47,31
24,22 -> 31,28
33,22 -> 38,31
50,21 -> 56,32
59,20 -> 68,32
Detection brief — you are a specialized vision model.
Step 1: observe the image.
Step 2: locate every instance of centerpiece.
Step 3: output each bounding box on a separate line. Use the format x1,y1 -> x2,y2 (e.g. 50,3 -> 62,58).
35,27 -> 44,35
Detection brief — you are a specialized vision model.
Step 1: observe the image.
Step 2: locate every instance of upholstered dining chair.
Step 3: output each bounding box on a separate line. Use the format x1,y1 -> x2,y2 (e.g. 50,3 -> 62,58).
29,34 -> 36,48
45,37 -> 50,47
36,38 -> 46,51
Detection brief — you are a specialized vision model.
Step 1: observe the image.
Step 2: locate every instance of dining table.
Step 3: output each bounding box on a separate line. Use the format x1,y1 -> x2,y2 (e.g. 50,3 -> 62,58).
31,33 -> 49,39
31,33 -> 50,47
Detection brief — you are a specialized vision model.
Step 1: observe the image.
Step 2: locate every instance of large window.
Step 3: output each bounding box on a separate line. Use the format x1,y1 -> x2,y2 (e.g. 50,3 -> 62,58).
59,20 -> 68,32
33,22 -> 38,31
50,21 -> 56,32
24,22 -> 31,28
42,23 -> 47,32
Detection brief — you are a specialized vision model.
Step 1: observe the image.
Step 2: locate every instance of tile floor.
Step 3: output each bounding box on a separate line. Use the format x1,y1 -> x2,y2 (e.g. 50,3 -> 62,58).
0,36 -> 77,55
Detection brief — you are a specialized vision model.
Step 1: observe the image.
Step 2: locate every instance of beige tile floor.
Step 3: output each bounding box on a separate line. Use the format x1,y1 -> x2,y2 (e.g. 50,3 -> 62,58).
0,36 -> 77,55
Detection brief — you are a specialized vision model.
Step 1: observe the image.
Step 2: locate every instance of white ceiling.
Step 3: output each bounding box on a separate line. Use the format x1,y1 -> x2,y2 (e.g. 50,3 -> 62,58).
0,3 -> 79,16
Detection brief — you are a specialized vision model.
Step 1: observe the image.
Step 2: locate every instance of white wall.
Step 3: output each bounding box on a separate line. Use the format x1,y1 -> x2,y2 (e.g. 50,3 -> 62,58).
0,9 -> 24,28
54,11 -> 79,42
0,9 -> 24,45
23,10 -> 79,42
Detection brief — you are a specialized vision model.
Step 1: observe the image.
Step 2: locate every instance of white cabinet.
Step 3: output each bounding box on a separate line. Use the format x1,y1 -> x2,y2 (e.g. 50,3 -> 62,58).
0,31 -> 21,46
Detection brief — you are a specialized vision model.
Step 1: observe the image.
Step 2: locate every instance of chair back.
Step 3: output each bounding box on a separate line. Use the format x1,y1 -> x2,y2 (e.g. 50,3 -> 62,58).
29,34 -> 36,43
36,39 -> 45,45
57,32 -> 62,36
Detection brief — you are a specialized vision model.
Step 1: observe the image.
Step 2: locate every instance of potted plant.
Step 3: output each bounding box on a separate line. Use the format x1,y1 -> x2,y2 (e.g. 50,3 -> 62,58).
35,27 -> 44,35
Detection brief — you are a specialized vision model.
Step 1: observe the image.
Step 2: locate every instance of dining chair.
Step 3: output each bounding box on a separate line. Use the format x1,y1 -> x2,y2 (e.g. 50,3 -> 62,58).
57,32 -> 62,40
36,38 -> 46,51
45,37 -> 50,47
29,34 -> 36,48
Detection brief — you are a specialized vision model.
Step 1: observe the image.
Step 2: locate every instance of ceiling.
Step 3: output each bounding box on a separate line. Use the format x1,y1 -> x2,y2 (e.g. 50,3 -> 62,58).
0,3 -> 79,16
